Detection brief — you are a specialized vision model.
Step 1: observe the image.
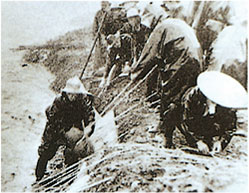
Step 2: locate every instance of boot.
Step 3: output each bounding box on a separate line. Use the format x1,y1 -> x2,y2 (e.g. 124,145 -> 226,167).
35,156 -> 49,181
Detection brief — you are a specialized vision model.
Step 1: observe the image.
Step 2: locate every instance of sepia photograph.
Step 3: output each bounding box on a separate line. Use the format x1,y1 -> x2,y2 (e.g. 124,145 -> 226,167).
1,0 -> 248,192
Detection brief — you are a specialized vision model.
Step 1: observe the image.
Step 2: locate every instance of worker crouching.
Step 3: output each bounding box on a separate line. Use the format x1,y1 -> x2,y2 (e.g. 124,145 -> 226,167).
35,76 -> 96,181
162,71 -> 248,154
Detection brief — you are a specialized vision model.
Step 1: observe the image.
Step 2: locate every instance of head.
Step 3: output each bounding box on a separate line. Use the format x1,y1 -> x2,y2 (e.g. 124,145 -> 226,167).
127,8 -> 141,31
101,1 -> 111,11
128,16 -> 141,30
205,19 -> 225,34
62,76 -> 92,101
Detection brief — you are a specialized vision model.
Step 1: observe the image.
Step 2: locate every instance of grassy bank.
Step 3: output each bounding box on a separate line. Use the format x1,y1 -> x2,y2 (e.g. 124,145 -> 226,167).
19,27 -> 95,93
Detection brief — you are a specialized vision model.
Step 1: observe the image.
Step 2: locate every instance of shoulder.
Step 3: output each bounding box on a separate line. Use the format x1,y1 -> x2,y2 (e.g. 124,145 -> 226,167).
182,86 -> 200,104
77,94 -> 95,105
95,10 -> 104,17
85,94 -> 95,105
48,94 -> 62,106
51,93 -> 70,108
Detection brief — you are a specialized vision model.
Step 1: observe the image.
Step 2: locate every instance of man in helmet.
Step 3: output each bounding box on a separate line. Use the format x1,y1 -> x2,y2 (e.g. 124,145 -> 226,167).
35,76 -> 96,181
100,7 -> 150,87
164,71 -> 247,154
207,22 -> 247,89
121,7 -> 150,64
131,18 -> 202,107
93,1 -> 111,71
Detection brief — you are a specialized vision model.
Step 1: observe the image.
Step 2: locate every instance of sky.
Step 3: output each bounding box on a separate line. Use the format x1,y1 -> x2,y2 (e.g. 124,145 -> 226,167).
1,1 -> 101,49
2,0 -> 248,49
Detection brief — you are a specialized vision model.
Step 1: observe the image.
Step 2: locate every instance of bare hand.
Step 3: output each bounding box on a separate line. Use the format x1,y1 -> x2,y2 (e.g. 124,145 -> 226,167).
211,140 -> 222,154
197,140 -> 209,154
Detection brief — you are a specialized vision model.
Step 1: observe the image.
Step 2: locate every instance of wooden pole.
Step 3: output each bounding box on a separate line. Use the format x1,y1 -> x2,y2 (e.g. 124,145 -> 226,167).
79,12 -> 107,80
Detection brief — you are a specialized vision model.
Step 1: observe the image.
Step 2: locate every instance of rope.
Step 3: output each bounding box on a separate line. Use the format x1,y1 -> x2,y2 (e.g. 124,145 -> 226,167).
34,64 -> 158,191
101,65 -> 158,116
74,176 -> 114,192
115,92 -> 158,121
36,154 -> 95,186
81,64 -> 158,139
36,167 -> 79,191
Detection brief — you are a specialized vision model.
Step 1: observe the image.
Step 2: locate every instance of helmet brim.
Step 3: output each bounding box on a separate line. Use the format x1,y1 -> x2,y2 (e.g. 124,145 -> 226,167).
197,71 -> 248,109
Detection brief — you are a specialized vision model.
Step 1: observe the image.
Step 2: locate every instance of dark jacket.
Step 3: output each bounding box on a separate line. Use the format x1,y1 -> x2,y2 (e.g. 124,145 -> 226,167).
35,92 -> 96,180
132,18 -> 203,75
93,8 -> 127,37
103,22 -> 150,79
38,92 -> 95,157
181,86 -> 237,150
133,19 -> 202,120
120,22 -> 150,61
93,9 -> 107,37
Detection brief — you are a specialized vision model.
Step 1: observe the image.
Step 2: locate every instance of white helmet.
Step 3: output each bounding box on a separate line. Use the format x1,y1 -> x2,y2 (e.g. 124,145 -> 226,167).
127,7 -> 140,18
141,13 -> 154,28
62,76 -> 92,95
121,1 -> 137,10
110,1 -> 123,9
197,71 -> 248,109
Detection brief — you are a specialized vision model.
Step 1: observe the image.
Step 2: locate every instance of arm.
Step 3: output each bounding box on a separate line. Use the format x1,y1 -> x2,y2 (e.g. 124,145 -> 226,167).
130,29 -> 167,84
215,107 -> 237,150
181,87 -> 208,143
82,95 -> 96,137
92,11 -> 101,37
38,96 -> 64,156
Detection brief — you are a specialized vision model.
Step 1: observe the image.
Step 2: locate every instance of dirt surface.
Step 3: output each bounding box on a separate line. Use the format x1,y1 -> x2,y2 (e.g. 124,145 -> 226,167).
2,25 -> 248,193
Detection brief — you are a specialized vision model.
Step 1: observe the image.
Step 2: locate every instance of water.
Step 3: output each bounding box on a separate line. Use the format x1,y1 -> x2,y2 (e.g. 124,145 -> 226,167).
1,50 -> 55,191
2,1 -> 100,49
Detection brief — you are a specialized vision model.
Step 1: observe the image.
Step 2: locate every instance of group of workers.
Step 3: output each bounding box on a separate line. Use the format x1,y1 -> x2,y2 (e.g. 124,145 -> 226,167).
35,1 -> 248,182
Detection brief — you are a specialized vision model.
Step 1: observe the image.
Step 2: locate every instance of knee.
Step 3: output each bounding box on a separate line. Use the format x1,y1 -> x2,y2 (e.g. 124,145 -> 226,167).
64,147 -> 78,166
38,143 -> 58,161
160,122 -> 176,148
